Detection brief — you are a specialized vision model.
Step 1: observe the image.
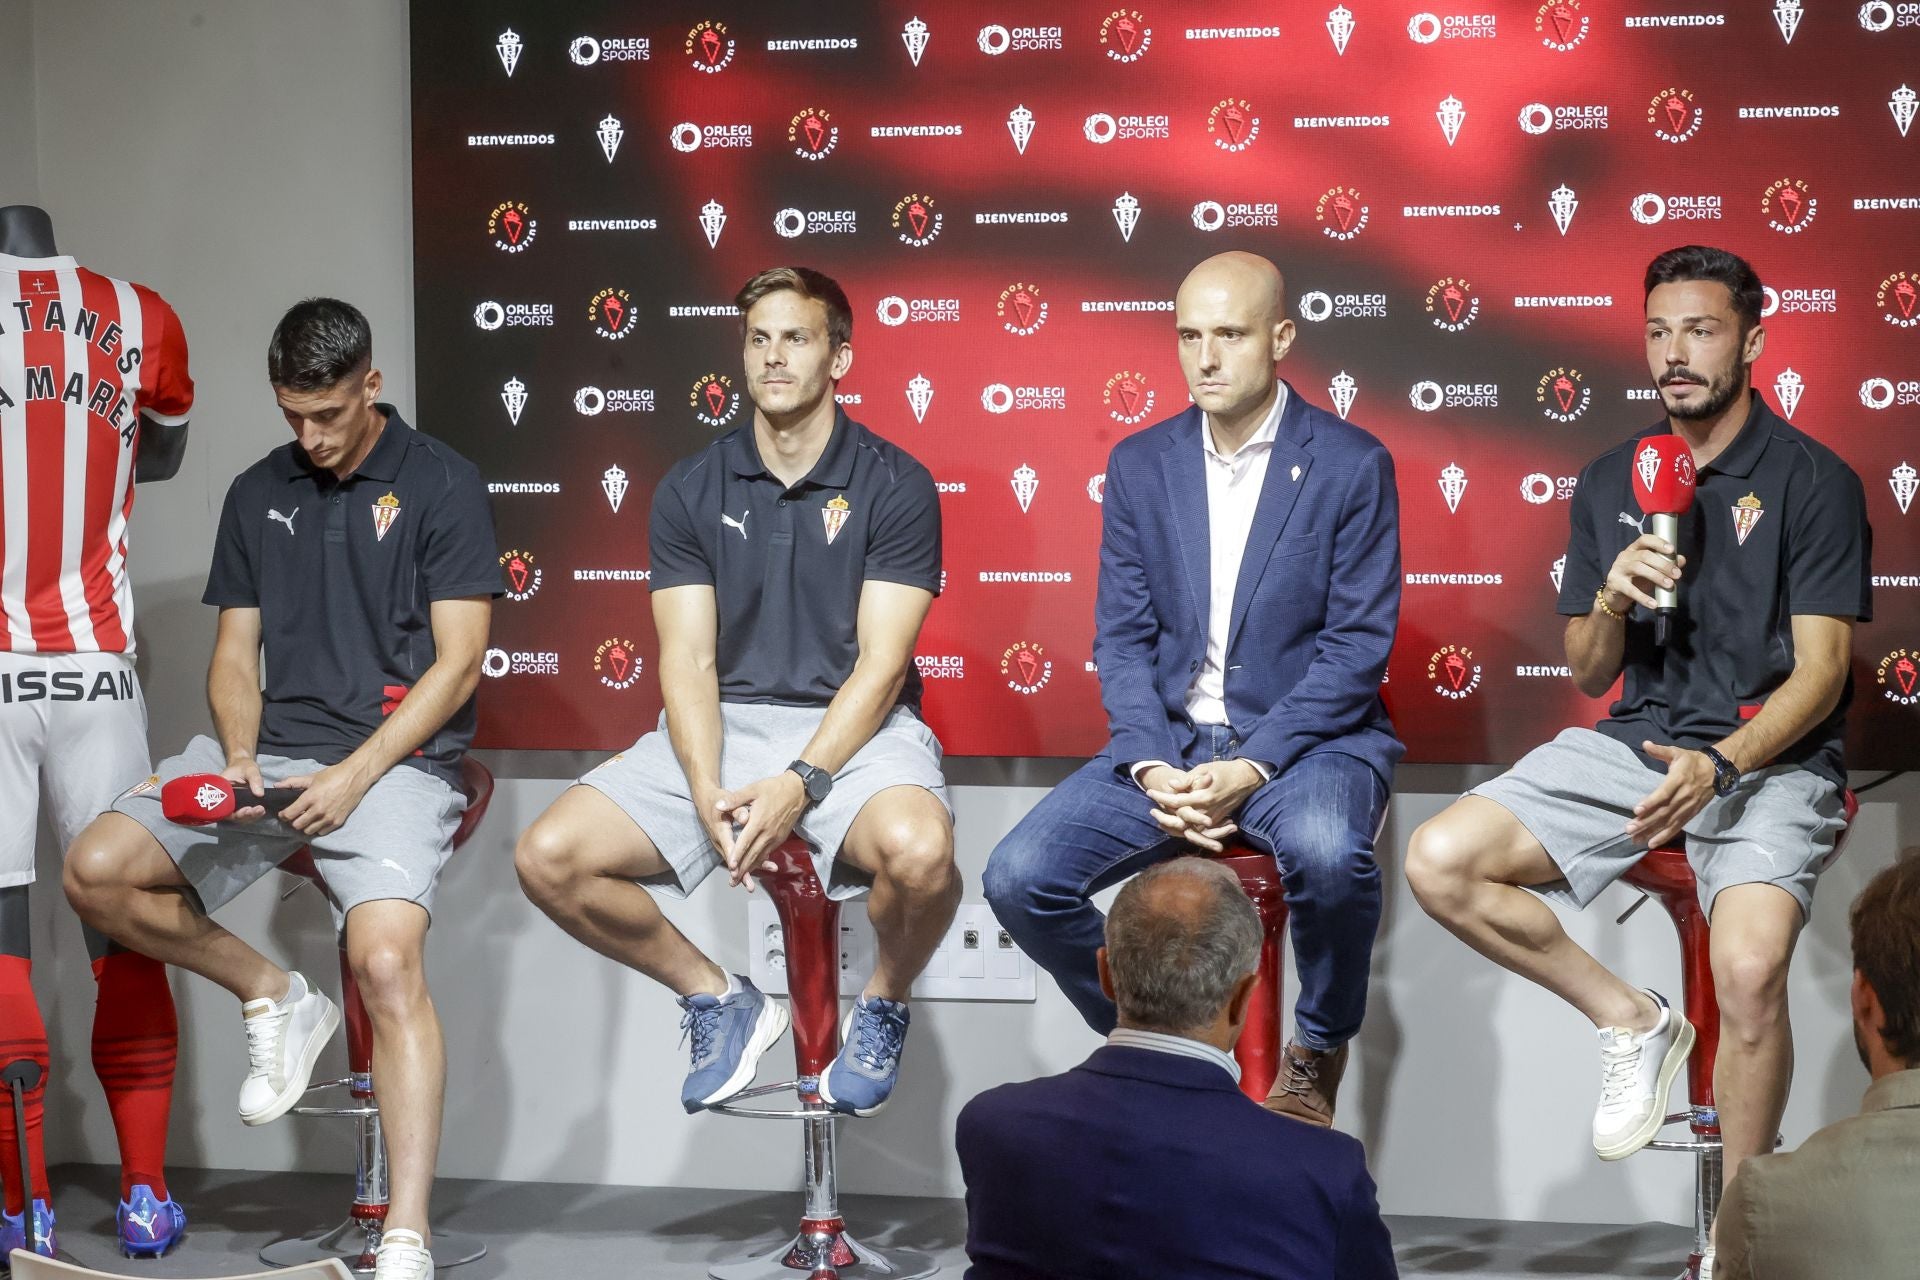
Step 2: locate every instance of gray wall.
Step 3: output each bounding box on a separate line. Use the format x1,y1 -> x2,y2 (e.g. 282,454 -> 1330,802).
0,0 -> 36,206
21,0 -> 1915,1227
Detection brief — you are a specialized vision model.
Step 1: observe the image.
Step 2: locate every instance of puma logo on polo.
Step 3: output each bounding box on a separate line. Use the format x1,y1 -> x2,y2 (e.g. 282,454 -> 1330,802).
269,507 -> 298,535
721,509 -> 750,540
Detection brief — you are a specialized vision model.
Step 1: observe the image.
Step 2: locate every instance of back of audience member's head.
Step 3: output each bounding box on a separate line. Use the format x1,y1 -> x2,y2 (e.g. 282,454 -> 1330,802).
1850,853 -> 1920,1072
1104,858 -> 1261,1037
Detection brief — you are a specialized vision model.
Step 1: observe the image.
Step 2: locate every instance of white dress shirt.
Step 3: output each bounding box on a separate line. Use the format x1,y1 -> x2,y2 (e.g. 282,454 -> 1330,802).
1131,387 -> 1286,787
1107,1027 -> 1242,1084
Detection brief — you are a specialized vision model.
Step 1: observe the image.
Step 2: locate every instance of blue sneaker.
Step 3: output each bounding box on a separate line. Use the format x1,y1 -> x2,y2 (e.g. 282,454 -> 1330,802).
117,1184 -> 187,1258
677,976 -> 789,1113
0,1198 -> 56,1264
818,996 -> 911,1116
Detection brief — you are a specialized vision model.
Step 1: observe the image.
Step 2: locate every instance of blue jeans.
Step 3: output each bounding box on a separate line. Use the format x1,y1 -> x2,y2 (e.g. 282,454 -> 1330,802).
984,732 -> 1387,1049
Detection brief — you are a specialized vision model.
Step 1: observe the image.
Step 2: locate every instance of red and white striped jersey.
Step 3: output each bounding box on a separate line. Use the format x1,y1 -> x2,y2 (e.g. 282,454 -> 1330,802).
0,253 -> 193,654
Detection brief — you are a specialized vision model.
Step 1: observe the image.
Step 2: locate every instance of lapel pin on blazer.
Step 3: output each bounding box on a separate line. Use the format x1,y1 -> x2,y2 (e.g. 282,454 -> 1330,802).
1290,464 -> 1301,482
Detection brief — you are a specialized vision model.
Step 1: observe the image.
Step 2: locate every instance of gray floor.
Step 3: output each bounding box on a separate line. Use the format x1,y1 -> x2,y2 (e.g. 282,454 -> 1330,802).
31,1163 -> 1695,1278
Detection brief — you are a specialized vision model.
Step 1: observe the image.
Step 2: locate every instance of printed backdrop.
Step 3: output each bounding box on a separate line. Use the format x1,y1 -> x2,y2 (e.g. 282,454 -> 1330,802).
411,0 -> 1920,762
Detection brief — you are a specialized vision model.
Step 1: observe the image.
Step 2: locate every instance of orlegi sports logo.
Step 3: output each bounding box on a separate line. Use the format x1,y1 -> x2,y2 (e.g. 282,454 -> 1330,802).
1083,111 -> 1171,142
1631,192 -> 1724,224
594,637 -> 643,690
1207,98 -> 1261,151
1406,11 -> 1498,42
589,287 -> 638,340
481,648 -> 560,678
670,121 -> 752,152
1535,0 -> 1590,48
690,372 -> 742,428
1410,381 -> 1499,411
574,386 -> 655,415
1761,285 -> 1838,316
686,20 -> 736,72
1001,640 -> 1055,694
1315,186 -> 1370,240
1192,200 -> 1279,231
1518,102 -> 1609,132
1763,178 -> 1818,234
1877,648 -> 1920,705
1426,277 -> 1480,331
473,301 -> 554,330
980,383 -> 1068,413
1537,367 -> 1592,422
877,294 -> 961,326
487,201 -> 536,253
499,548 -> 542,602
915,654 -> 966,681
1298,291 -> 1387,321
570,34 -> 651,64
1878,271 -> 1920,328
1648,87 -> 1703,142
1104,371 -> 1156,424
977,23 -> 1065,54
1427,644 -> 1484,699
1099,9 -> 1153,60
998,282 -> 1049,335
892,193 -> 944,247
788,107 -> 839,159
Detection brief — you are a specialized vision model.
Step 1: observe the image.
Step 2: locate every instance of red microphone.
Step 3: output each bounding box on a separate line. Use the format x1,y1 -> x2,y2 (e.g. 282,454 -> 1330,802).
1631,434 -> 1697,644
160,774 -> 300,825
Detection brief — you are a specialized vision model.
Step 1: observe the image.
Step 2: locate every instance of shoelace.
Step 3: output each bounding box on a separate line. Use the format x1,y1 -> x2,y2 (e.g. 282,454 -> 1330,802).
244,1004 -> 291,1077
851,1006 -> 907,1072
1278,1050 -> 1321,1098
679,1000 -> 724,1064
1598,1036 -> 1645,1107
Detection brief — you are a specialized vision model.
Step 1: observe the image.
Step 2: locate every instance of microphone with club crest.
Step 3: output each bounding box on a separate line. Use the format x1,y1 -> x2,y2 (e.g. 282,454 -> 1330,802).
160,774 -> 301,825
1630,434 -> 1697,647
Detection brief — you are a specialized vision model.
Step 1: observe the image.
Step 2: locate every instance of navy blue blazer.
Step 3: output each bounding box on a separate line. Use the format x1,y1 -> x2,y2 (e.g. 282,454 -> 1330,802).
957,1045 -> 1399,1279
1094,383 -> 1403,782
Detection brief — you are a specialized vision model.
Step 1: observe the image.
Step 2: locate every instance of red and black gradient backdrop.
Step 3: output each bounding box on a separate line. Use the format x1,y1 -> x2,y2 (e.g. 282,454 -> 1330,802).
411,0 -> 1920,763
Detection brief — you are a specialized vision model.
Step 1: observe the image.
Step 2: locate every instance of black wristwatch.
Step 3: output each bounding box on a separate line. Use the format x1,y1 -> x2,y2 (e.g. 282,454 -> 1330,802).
787,759 -> 833,804
1701,746 -> 1740,798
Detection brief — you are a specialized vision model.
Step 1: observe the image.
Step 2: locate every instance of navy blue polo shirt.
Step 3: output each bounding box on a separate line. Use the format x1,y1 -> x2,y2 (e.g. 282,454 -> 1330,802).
203,407 -> 502,783
1557,396 -> 1871,785
648,410 -> 941,712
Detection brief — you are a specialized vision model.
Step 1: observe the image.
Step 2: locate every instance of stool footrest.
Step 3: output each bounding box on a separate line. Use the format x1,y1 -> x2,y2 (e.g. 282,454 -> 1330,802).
260,1223 -> 486,1275
707,1077 -> 844,1121
708,1227 -> 936,1279
1645,1137 -> 1720,1153
291,1105 -> 382,1119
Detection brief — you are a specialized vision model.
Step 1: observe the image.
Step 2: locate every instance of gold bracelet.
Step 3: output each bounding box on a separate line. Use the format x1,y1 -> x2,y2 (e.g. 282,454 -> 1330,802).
1594,587 -> 1625,620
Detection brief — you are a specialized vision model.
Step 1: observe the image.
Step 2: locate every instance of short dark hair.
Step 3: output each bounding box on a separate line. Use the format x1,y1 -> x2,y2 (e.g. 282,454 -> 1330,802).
734,266 -> 853,348
1852,854 -> 1920,1065
267,297 -> 372,391
1643,245 -> 1765,334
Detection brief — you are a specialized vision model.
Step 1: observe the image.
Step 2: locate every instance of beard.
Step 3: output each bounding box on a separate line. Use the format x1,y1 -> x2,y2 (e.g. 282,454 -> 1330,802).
1854,1019 -> 1871,1072
1659,362 -> 1745,421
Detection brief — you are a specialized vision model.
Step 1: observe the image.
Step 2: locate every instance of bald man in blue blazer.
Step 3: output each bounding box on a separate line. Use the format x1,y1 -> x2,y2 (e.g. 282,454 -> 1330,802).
985,252 -> 1402,1125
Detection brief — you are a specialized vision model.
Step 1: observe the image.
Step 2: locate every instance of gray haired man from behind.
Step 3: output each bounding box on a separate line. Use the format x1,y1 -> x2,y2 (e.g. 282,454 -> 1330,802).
957,858 -> 1398,1279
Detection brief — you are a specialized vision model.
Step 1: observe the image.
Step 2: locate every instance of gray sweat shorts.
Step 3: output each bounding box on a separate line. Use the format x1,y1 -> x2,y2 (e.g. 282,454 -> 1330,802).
578,702 -> 950,901
111,734 -> 464,933
1469,727 -> 1846,919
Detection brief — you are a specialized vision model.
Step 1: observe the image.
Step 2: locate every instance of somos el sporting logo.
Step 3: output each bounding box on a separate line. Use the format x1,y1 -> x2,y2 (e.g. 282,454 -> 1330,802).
1103,371 -> 1155,424
1877,648 -> 1920,706
788,107 -> 839,160
690,372 -> 742,427
487,201 -> 536,253
1648,87 -> 1703,143
594,637 -> 643,690
1536,366 -> 1592,422
1535,0 -> 1589,49
1207,98 -> 1261,151
685,20 -> 735,72
1315,186 -> 1370,240
1762,178 -> 1818,234
892,193 -> 944,247
998,282 -> 1048,335
589,287 -> 638,340
1427,644 -> 1483,699
1426,277 -> 1480,331
1099,9 -> 1153,60
1001,640 -> 1054,694
1878,271 -> 1920,328
499,548 -> 542,602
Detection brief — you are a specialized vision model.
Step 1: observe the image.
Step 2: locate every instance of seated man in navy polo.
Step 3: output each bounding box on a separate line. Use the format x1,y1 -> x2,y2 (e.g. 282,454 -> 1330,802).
66,298 -> 499,1280
516,266 -> 960,1117
985,252 -> 1403,1126
1407,246 -> 1869,1274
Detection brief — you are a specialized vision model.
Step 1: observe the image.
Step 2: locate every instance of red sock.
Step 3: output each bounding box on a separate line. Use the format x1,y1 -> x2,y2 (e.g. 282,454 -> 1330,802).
91,951 -> 176,1201
0,955 -> 51,1215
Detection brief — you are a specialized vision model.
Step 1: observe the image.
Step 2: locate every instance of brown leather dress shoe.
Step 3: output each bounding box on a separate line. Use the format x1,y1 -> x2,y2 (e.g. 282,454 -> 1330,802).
1261,1041 -> 1349,1126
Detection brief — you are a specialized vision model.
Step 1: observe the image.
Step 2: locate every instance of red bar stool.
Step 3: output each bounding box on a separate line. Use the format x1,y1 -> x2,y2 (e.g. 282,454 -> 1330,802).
706,837 -> 937,1279
1617,788 -> 1857,1280
258,757 -> 495,1275
1205,843 -> 1290,1101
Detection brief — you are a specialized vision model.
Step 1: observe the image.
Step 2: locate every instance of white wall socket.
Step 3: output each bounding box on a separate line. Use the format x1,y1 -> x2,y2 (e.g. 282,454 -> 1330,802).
747,900 -> 1037,1002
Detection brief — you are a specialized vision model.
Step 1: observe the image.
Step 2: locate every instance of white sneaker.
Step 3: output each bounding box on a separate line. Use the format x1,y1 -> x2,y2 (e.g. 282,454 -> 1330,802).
238,970 -> 340,1125
1697,1246 -> 1715,1279
373,1228 -> 434,1280
1592,988 -> 1695,1161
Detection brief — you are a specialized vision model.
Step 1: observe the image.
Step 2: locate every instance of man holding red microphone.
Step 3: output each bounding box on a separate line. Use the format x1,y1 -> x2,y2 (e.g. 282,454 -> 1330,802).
1406,246 -> 1869,1272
